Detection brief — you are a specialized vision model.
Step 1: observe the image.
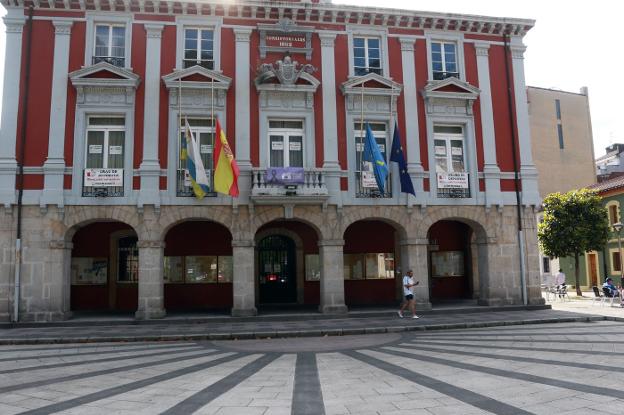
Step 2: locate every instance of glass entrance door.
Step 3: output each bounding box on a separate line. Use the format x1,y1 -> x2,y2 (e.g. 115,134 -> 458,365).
258,235 -> 296,304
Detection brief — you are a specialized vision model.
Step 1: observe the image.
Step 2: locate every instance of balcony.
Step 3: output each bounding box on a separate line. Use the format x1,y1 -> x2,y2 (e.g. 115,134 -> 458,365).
176,169 -> 217,197
354,172 -> 392,198
92,56 -> 125,67
433,71 -> 460,81
82,168 -> 124,197
436,172 -> 471,198
251,167 -> 329,204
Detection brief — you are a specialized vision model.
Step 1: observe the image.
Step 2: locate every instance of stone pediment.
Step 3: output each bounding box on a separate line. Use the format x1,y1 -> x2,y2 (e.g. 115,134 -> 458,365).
69,62 -> 140,89
162,66 -> 232,91
422,77 -> 480,101
340,73 -> 402,97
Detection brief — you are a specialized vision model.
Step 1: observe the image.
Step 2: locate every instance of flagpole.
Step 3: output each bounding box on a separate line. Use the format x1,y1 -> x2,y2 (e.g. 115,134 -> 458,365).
178,69 -> 183,190
360,82 -> 364,191
211,76 -> 215,183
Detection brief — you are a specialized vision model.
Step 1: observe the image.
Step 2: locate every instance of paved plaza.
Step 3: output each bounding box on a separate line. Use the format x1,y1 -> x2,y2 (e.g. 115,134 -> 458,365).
1,319 -> 624,415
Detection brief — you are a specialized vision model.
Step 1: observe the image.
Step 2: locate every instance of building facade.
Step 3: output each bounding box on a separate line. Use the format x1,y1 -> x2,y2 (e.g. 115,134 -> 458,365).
596,143 -> 624,182
527,86 -> 596,281
0,0 -> 543,322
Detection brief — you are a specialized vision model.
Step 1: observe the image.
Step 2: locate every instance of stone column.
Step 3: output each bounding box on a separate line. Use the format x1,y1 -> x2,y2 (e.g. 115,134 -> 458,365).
318,239 -> 348,314
319,32 -> 342,205
138,24 -> 164,208
476,236 -> 513,306
136,240 -> 166,319
399,37 -> 425,199
41,21 -> 73,209
399,238 -> 432,310
233,27 -> 253,202
0,15 -> 25,208
231,239 -> 257,316
48,240 -> 73,320
510,37 -> 540,206
475,42 -> 502,208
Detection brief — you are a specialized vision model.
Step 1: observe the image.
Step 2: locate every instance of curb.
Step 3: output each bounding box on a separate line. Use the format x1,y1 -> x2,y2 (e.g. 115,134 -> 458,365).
0,314 -> 612,346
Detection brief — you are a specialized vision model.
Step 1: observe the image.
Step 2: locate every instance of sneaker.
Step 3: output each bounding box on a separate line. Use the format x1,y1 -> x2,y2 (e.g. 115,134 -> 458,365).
397,311 -> 404,318
412,315 -> 420,319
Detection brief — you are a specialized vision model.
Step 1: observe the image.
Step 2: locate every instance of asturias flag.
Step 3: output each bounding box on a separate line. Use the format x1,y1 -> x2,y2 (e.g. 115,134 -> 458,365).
182,117 -> 210,199
213,119 -> 240,197
390,121 -> 415,196
362,122 -> 389,193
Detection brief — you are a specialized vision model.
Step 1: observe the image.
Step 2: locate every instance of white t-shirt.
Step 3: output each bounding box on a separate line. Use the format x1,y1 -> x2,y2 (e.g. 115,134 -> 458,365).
555,272 -> 565,285
403,275 -> 414,296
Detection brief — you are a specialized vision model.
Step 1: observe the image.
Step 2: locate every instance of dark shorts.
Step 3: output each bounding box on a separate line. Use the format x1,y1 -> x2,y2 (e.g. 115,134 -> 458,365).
404,294 -> 414,301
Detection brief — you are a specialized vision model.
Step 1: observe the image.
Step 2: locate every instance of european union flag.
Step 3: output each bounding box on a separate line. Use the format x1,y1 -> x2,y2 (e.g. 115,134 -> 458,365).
362,123 -> 389,193
390,121 -> 415,196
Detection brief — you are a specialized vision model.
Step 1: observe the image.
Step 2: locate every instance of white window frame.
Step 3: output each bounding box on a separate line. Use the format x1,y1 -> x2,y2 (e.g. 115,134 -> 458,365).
353,120 -> 391,196
267,120 -> 305,168
182,27 -> 216,70
178,117 -> 215,174
176,16 -> 222,71
609,248 -> 623,275
85,13 -> 132,69
84,115 -> 126,169
93,23 -> 126,66
352,36 -> 383,76
433,125 -> 466,174
425,31 -> 466,82
606,200 -> 620,226
346,26 -> 389,77
431,41 -> 459,80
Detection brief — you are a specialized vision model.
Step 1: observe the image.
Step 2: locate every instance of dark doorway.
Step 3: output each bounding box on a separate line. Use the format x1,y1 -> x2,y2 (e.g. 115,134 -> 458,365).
258,235 -> 297,304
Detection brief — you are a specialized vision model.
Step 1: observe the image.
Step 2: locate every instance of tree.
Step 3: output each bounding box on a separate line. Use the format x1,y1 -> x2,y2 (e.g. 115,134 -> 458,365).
538,189 -> 609,296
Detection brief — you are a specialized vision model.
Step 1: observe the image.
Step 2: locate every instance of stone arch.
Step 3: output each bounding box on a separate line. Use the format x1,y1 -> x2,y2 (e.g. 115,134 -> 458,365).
62,206 -> 141,242
416,206 -> 493,243
339,207 -> 410,242
248,206 -> 326,242
158,206 -> 234,242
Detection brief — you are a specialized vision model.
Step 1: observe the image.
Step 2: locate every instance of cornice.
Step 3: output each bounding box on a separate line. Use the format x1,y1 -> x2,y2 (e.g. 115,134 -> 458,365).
0,1 -> 534,37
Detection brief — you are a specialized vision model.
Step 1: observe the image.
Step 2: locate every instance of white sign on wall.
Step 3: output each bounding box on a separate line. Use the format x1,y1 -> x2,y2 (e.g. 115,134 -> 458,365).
437,172 -> 468,189
84,168 -> 123,187
88,144 -> 103,154
109,145 -> 123,155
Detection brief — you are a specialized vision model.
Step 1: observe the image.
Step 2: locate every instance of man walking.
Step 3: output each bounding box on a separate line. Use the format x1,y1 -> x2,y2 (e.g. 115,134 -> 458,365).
398,270 -> 419,319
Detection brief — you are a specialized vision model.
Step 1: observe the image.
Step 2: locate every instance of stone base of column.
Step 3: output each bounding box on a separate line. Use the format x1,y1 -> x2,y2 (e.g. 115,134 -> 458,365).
477,298 -> 514,306
135,308 -> 166,320
19,310 -> 73,322
319,304 -> 348,314
415,301 -> 432,311
231,307 -> 258,317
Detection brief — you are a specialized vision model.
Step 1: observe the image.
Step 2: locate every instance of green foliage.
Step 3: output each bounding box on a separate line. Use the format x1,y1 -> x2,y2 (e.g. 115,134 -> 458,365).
538,189 -> 609,258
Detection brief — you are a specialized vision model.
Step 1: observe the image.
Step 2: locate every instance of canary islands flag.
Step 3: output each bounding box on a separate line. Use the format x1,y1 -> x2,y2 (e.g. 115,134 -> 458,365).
362,122 -> 389,193
213,119 -> 240,197
182,117 -> 210,199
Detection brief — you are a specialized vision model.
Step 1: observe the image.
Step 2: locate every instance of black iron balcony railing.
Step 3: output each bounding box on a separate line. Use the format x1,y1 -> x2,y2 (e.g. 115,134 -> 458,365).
176,169 -> 216,197
92,56 -> 125,67
355,172 -> 392,198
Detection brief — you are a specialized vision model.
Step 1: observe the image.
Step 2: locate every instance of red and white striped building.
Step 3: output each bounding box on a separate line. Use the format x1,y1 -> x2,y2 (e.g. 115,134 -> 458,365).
0,0 -> 543,321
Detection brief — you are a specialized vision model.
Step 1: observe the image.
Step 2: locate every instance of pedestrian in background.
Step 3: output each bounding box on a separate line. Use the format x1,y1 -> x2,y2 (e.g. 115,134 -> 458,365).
398,270 -> 419,319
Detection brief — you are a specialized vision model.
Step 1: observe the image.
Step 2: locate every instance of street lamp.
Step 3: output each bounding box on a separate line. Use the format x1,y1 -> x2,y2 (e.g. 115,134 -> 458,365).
613,222 -> 624,285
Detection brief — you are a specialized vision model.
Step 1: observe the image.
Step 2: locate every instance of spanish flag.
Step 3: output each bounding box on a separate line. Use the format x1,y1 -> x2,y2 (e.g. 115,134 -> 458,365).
213,119 -> 239,197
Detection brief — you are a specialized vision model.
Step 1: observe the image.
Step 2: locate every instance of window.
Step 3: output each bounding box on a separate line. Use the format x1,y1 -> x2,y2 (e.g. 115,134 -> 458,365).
83,116 -> 125,197
268,120 -> 304,168
344,253 -> 394,280
178,118 -> 215,197
164,256 -> 233,283
609,204 -> 619,225
71,257 -> 108,285
353,37 -> 382,76
555,99 -> 562,120
434,125 -> 470,198
183,28 -> 214,69
555,99 -> 564,149
542,257 -> 550,274
305,254 -> 320,281
613,251 -> 622,273
431,42 -> 458,80
93,24 -> 125,67
354,122 -> 391,198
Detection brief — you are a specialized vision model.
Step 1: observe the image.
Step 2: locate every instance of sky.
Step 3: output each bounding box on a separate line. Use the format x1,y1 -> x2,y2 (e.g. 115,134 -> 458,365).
0,0 -> 621,157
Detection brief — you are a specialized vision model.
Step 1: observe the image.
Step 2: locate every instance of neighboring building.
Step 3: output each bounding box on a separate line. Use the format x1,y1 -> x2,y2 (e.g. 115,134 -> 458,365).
528,86 -> 596,283
596,143 -> 624,182
559,176 -> 624,289
0,0 -> 543,322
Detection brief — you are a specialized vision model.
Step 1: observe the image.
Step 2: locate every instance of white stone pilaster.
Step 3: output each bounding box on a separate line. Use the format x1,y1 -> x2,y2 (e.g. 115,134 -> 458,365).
135,239 -> 166,319
318,239 -> 347,314
510,37 -> 540,206
399,238 -> 432,310
0,16 -> 26,208
41,21 -> 73,209
138,24 -> 164,208
474,42 -> 502,207
231,239 -> 257,316
319,32 -> 342,205
233,27 -> 253,203
48,240 -> 73,320
399,37 -> 425,199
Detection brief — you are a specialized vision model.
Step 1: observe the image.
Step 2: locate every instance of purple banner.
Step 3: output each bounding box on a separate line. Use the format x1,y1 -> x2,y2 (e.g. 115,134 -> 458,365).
265,167 -> 305,185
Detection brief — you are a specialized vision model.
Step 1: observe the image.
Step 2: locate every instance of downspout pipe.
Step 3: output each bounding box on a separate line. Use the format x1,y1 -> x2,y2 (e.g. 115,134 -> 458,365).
13,5 -> 34,322
503,33 -> 528,305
